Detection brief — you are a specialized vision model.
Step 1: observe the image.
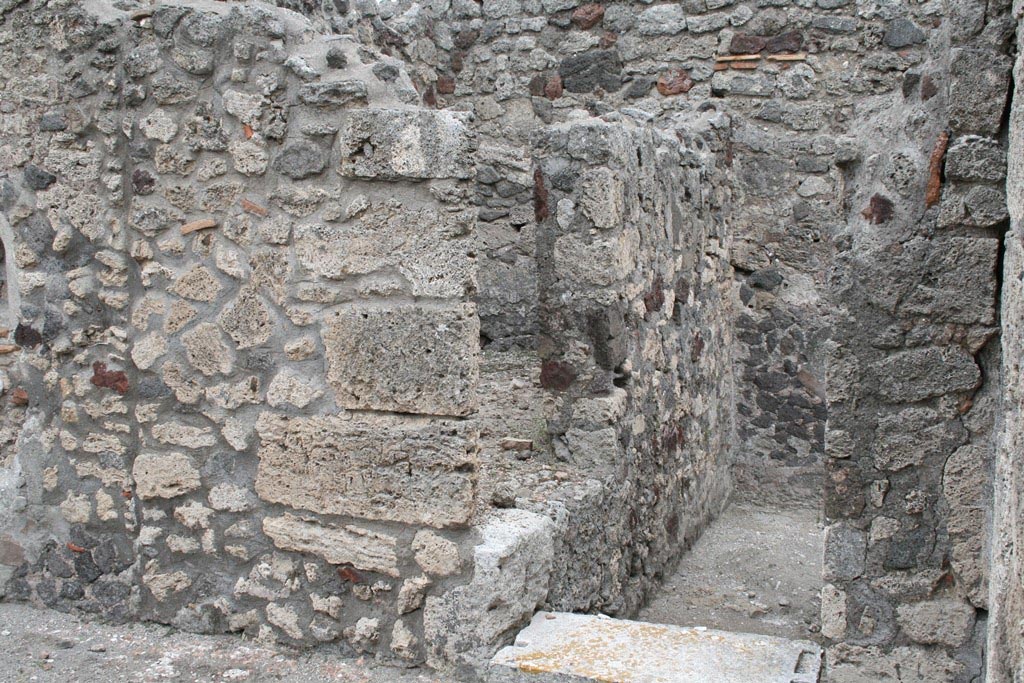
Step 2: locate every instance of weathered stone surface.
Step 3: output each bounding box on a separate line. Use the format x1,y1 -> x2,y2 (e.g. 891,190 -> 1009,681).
949,48 -> 1012,135
873,408 -> 968,471
263,514 -> 399,577
945,136 -> 1006,182
181,323 -> 234,376
273,140 -> 328,180
294,206 -> 476,298
896,598 -> 975,647
133,452 -> 201,500
412,530 -> 461,577
254,413 -> 477,527
337,110 -> 472,179
322,303 -> 479,416
424,509 -> 555,667
872,347 -> 981,403
559,50 -> 623,93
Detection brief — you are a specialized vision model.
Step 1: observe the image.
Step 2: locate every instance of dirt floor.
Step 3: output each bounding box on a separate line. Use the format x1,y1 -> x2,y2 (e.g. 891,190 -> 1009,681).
0,601 -> 450,682
638,502 -> 824,642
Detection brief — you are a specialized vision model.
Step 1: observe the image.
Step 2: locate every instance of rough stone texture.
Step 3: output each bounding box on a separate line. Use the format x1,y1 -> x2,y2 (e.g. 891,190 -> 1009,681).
255,413 -> 478,528
322,304 -> 480,417
989,8 -> 1024,681
0,0 -> 1019,678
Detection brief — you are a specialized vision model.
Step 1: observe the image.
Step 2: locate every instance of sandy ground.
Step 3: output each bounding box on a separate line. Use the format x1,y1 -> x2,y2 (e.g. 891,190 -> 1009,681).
0,601 -> 455,683
638,502 -> 824,642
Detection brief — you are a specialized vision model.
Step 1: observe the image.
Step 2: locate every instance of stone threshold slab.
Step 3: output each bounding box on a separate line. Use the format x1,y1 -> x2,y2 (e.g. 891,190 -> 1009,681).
488,612 -> 821,683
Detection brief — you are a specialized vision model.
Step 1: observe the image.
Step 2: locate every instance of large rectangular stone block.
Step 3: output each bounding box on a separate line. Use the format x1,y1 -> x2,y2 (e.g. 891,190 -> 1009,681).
336,109 -> 473,180
294,205 -> 476,298
254,412 -> 477,528
323,303 -> 479,416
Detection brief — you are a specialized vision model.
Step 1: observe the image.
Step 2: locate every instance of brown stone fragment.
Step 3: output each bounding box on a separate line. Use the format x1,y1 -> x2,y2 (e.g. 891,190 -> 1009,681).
180,218 -> 217,235
920,74 -> 938,100
657,69 -> 694,96
766,30 -> 804,54
501,438 -> 533,451
599,31 -> 617,48
861,194 -> 895,224
730,33 -> 767,54
453,30 -> 478,50
540,359 -> 576,391
240,199 -> 268,217
90,361 -> 129,395
544,74 -> 563,99
925,131 -> 950,208
436,75 -> 456,95
534,167 -> 549,222
571,3 -> 605,30
10,388 -> 28,406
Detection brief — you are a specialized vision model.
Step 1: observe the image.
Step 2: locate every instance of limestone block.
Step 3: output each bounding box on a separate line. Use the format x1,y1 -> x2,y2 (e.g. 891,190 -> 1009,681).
423,509 -> 555,667
872,347 -> 980,404
255,412 -> 477,527
322,303 -> 479,416
412,530 -> 462,576
182,323 -> 234,376
133,452 -> 201,499
896,597 -> 976,647
822,523 -> 865,582
579,167 -> 625,230
943,444 -> 990,606
294,206 -> 476,299
337,109 -> 473,180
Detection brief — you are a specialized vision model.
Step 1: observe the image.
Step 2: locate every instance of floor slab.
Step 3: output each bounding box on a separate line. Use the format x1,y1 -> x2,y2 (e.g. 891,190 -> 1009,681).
489,612 -> 821,683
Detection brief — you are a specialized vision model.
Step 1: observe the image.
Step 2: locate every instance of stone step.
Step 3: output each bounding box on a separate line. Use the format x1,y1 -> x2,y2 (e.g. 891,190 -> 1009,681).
487,612 -> 822,683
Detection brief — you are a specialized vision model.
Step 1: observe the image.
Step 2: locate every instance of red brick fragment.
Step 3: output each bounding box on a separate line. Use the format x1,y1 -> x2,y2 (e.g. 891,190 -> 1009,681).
240,198 -> 268,217
571,3 -> 605,30
925,131 -> 949,208
657,69 -> 694,96
338,566 -> 365,583
10,388 -> 28,406
90,361 -> 129,395
66,542 -> 87,553
599,31 -> 617,48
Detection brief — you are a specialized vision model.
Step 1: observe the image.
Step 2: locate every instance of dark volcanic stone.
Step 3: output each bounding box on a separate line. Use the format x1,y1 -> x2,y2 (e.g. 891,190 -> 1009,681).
559,50 -> 623,93
24,164 -> 56,190
884,18 -> 926,49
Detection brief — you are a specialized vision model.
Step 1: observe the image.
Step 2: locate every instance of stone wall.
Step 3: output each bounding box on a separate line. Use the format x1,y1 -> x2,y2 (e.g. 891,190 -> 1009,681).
990,4 -> 1024,681
0,0 -> 737,670
820,0 -> 1012,680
